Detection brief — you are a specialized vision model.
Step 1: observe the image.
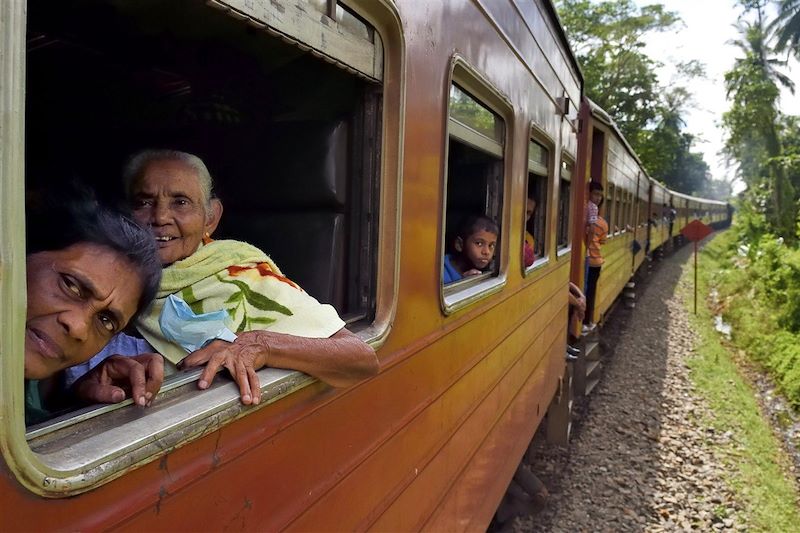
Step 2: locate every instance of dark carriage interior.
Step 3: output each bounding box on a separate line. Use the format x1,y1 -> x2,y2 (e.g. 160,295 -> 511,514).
26,0 -> 381,322
527,172 -> 547,259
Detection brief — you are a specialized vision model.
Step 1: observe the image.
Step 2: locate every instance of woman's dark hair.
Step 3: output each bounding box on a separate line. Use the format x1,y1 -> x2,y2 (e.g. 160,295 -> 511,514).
26,195 -> 161,321
457,215 -> 500,240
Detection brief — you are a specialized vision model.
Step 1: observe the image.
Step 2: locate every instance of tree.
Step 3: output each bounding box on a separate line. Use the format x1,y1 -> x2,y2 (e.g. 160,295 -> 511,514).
556,0 -> 679,145
723,1 -> 797,239
556,0 -> 713,196
771,0 -> 800,59
635,87 -> 710,194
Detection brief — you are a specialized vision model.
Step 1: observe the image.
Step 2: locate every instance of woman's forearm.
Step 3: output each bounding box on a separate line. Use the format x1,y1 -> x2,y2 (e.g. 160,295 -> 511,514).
241,328 -> 379,388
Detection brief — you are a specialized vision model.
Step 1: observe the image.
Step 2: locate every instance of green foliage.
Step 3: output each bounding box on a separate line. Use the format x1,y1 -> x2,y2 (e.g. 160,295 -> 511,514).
556,0 -> 678,141
724,3 -> 798,241
556,0 -> 713,196
707,226 -> 800,408
770,0 -> 800,59
686,232 -> 800,530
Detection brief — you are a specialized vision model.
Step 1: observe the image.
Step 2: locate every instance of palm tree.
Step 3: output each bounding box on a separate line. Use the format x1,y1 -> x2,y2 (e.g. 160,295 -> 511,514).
726,3 -> 796,238
730,16 -> 795,95
770,0 -> 800,59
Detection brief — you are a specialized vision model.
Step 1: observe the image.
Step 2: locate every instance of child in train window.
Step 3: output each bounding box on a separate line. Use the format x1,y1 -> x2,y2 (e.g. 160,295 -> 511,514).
524,196 -> 536,267
443,215 -> 499,284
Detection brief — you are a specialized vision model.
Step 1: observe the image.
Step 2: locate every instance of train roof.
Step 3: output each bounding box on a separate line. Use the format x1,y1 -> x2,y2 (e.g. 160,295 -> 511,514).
542,0 -> 585,88
586,99 -> 728,206
668,189 -> 728,206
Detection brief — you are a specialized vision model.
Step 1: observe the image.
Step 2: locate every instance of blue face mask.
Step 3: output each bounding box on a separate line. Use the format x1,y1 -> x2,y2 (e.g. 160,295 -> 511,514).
159,294 -> 238,354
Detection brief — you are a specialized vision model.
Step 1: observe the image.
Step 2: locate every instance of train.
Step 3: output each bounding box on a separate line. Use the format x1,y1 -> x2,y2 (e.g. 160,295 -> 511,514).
0,0 -> 730,530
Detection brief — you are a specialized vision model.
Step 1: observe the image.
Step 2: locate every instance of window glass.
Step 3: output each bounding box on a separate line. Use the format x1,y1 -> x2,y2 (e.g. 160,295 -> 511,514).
449,84 -> 504,144
444,83 -> 504,290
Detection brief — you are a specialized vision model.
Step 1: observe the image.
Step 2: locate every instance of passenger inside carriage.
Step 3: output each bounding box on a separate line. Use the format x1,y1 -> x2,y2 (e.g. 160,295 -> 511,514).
64,150 -> 379,406
24,200 -> 163,425
443,215 -> 500,284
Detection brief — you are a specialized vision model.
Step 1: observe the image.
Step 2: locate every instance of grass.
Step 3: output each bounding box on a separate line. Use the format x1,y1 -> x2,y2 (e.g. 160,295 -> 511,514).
677,231 -> 800,532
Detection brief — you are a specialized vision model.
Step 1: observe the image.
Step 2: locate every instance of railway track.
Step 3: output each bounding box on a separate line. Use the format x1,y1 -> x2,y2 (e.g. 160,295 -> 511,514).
497,237 -> 748,532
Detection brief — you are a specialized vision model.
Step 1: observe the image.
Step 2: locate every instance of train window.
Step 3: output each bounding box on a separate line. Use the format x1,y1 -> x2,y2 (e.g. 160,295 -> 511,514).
623,190 -> 631,232
441,63 -> 510,312
556,157 -> 573,254
639,197 -> 646,228
606,183 -> 616,236
620,189 -> 626,232
524,139 -> 549,270
6,0 -> 401,497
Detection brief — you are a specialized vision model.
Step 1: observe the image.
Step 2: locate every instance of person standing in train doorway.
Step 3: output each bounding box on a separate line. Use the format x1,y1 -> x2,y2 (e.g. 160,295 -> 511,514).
583,181 -> 608,333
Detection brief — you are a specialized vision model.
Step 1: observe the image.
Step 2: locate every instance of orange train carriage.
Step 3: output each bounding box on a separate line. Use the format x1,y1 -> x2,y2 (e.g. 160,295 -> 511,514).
0,0 -> 729,530
575,99 -> 730,326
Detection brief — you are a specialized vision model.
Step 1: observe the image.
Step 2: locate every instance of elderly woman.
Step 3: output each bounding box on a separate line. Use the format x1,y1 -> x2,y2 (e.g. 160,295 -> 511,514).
25,203 -> 162,425
73,150 -> 378,406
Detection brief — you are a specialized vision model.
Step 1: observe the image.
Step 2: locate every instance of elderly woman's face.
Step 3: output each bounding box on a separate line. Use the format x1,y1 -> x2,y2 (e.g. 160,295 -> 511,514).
130,159 -> 213,266
25,243 -> 143,380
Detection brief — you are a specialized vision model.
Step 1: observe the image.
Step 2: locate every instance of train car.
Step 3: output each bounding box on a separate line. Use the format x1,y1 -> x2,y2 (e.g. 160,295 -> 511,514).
1,0 -> 583,530
632,173 -> 650,275
573,99 -> 645,325
670,192 -> 690,236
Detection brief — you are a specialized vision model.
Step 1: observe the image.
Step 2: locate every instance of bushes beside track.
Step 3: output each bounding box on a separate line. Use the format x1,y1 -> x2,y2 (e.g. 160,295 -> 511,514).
703,216 -> 800,409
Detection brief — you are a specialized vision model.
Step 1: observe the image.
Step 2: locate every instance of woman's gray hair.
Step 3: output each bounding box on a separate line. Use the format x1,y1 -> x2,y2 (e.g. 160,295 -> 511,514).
123,149 -> 215,207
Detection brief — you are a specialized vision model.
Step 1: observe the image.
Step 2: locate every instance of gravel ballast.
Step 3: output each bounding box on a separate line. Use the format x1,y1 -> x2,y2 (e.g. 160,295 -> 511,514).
508,242 -> 749,532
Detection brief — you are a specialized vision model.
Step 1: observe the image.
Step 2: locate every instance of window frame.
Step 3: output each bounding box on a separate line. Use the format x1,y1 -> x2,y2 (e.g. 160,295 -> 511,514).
621,190 -> 628,232
522,129 -> 554,275
555,153 -> 573,258
440,56 -> 512,315
605,182 -> 616,238
2,0 -> 405,497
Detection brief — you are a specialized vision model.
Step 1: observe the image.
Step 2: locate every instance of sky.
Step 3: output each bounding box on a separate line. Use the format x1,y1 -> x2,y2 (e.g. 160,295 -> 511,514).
632,0 -> 800,194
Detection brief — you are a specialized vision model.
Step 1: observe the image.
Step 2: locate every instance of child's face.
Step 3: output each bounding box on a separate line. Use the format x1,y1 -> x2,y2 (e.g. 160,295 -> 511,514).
462,229 -> 498,270
590,190 -> 603,206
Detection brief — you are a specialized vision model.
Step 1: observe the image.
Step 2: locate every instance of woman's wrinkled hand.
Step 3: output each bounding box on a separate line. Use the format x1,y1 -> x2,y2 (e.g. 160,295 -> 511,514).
179,332 -> 270,406
74,353 -> 164,407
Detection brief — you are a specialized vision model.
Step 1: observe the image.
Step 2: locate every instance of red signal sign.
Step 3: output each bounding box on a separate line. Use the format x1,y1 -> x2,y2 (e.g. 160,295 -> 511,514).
681,219 -> 713,242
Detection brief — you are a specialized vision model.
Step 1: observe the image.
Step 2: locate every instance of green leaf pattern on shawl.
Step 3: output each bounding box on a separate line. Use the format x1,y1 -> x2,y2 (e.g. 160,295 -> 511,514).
181,286 -> 205,315
217,275 -> 289,333
136,240 -> 346,366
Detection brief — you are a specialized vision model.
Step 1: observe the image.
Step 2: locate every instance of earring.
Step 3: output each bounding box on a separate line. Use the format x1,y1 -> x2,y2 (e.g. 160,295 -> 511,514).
202,231 -> 212,245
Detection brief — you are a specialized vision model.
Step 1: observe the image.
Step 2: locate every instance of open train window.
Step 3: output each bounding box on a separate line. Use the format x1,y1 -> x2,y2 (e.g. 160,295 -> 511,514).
556,156 -> 573,254
6,0 -> 400,497
639,197 -> 647,228
524,139 -> 550,270
606,183 -> 616,236
441,65 -> 509,312
27,0 -> 382,326
621,190 -> 630,233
